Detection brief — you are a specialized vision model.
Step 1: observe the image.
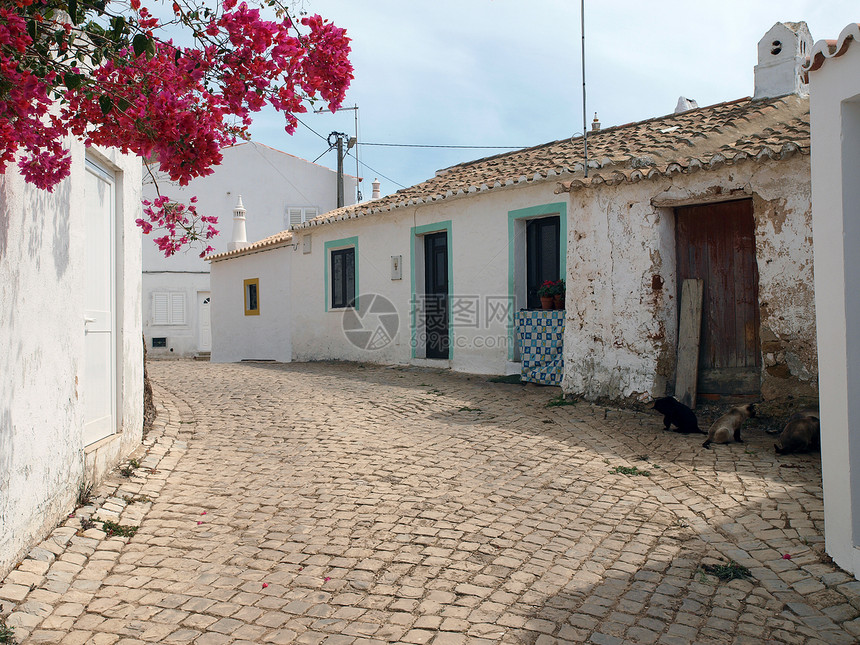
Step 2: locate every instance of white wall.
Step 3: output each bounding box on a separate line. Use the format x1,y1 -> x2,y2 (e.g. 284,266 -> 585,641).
809,40 -> 860,578
563,154 -> 816,402
210,246 -> 292,363
0,141 -> 142,577
143,141 -> 357,356
290,182 -> 562,375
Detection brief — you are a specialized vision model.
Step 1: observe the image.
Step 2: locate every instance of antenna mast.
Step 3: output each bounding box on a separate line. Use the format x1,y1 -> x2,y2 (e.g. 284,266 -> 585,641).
581,0 -> 588,178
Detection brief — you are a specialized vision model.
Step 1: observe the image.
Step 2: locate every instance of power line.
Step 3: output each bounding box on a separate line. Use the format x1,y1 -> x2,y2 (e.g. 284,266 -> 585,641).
296,116 -> 328,142
345,151 -> 407,190
360,142 -> 528,150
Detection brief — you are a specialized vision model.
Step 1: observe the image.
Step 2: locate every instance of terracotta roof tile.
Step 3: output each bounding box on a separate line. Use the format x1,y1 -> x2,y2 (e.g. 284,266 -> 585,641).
803,23 -> 860,80
295,94 -> 809,230
207,230 -> 293,262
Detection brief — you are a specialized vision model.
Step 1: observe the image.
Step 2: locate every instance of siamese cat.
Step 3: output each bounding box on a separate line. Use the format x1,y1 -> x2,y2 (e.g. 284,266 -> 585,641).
702,403 -> 756,449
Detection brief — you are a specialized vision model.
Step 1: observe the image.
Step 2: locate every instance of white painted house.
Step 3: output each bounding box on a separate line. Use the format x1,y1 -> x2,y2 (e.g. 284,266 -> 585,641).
0,141 -> 142,577
806,22 -> 860,579
142,141 -> 357,357
209,23 -> 818,404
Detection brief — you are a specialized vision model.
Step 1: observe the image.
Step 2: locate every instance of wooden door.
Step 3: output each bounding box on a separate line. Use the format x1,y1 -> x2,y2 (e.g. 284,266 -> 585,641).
675,200 -> 761,394
83,160 -> 116,445
424,232 -> 449,359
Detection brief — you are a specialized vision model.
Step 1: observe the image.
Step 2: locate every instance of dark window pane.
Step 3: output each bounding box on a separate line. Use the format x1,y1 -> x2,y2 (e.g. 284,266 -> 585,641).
247,284 -> 258,311
331,247 -> 356,308
526,216 -> 560,309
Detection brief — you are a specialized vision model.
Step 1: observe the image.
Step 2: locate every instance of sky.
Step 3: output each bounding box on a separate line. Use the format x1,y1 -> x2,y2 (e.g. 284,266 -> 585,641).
244,0 -> 859,201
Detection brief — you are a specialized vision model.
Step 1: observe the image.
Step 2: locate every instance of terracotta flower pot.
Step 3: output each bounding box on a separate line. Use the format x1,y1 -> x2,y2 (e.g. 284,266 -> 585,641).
553,294 -> 564,309
540,296 -> 554,310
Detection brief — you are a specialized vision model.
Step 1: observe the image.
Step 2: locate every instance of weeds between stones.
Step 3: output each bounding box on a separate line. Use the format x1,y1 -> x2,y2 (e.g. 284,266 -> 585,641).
122,495 -> 152,505
700,560 -> 752,581
546,394 -> 576,408
458,406 -> 482,412
488,374 -> 522,384
610,465 -> 651,477
100,520 -> 138,538
0,617 -> 17,644
78,517 -> 95,533
76,481 -> 94,507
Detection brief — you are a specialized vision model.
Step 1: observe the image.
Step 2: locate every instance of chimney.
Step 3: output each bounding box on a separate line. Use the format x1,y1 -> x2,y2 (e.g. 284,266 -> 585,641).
371,178 -> 381,200
227,195 -> 249,252
674,97 -> 699,114
591,113 -> 601,131
754,21 -> 812,99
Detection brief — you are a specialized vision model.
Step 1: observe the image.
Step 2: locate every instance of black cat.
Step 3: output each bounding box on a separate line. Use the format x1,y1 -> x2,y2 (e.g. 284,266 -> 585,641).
652,396 -> 703,434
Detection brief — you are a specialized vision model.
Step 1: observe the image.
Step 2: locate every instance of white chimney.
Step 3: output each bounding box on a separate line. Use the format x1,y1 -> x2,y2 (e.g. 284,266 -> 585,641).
227,195 -> 249,252
591,113 -> 601,131
674,97 -> 699,114
371,178 -> 381,200
754,21 -> 812,99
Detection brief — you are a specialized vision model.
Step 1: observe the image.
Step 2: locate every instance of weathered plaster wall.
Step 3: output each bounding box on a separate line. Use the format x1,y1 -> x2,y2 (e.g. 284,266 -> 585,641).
142,142 -> 357,357
210,247 -> 292,363
562,154 -> 816,402
0,142 -> 142,577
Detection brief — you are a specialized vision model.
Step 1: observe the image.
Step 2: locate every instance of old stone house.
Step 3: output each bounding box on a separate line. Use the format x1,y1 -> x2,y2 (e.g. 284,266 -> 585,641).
142,141 -> 358,358
208,22 -> 817,404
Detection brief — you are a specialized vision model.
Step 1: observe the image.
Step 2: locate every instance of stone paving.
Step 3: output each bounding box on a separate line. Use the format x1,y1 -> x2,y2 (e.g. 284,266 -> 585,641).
2,360 -> 860,645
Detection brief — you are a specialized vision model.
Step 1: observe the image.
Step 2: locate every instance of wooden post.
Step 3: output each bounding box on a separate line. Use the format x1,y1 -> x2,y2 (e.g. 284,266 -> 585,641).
675,278 -> 704,409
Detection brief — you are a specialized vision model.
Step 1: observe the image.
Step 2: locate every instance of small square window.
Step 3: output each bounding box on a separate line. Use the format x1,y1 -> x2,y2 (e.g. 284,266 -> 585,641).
152,337 -> 167,348
244,278 -> 260,316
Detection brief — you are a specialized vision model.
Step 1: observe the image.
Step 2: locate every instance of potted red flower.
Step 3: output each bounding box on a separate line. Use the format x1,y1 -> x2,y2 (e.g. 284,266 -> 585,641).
537,280 -> 556,310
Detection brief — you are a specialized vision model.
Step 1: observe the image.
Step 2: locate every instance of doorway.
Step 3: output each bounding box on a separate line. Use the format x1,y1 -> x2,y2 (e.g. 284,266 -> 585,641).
198,291 -> 212,352
424,231 -> 449,359
675,199 -> 761,395
83,159 -> 117,445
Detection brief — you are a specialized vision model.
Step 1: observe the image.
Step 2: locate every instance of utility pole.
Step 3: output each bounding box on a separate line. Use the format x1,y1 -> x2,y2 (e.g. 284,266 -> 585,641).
328,131 -> 357,209
318,104 -> 361,202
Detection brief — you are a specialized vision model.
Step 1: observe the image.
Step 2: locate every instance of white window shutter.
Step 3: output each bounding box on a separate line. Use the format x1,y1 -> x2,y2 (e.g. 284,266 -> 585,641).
170,292 -> 186,324
305,207 -> 318,221
153,293 -> 169,325
288,208 -> 303,228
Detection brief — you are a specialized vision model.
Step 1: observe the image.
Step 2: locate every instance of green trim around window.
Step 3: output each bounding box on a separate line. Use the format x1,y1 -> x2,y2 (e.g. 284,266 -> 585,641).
507,202 -> 567,360
324,236 -> 359,311
410,220 -> 453,359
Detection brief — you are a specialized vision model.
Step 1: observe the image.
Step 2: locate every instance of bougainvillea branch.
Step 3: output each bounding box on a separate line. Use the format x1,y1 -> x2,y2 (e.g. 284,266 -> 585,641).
0,0 -> 352,256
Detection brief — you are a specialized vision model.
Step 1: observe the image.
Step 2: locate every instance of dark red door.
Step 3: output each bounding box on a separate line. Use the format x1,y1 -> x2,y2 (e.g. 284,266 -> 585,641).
675,199 -> 761,395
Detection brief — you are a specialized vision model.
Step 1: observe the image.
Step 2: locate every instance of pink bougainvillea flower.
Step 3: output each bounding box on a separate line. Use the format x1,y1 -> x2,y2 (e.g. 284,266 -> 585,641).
1,0 -> 352,258
262,582 -> 268,588
201,511 -> 207,515
782,553 -> 792,560
196,521 -> 203,525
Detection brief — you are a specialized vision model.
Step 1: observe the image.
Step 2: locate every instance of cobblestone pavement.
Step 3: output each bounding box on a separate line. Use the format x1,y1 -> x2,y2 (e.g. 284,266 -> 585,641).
2,360 -> 860,645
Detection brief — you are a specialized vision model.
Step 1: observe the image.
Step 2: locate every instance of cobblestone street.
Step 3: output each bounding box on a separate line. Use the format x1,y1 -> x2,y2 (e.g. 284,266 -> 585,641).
2,360 -> 859,644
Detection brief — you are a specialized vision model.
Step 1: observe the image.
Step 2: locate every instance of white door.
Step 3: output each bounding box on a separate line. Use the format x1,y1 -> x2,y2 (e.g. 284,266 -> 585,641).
198,291 -> 212,352
83,160 -> 116,446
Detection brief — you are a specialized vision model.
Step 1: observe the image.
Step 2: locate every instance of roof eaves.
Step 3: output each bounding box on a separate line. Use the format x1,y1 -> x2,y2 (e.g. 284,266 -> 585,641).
803,23 -> 860,80
206,232 -> 294,262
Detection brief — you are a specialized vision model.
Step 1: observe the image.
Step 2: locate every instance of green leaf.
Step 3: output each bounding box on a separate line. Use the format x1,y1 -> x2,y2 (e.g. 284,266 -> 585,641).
64,73 -> 83,90
27,19 -> 37,41
111,16 -> 126,40
132,33 -> 149,57
98,94 -> 113,115
68,0 -> 79,25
